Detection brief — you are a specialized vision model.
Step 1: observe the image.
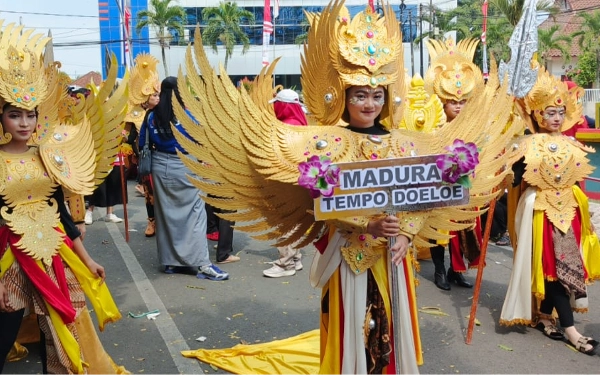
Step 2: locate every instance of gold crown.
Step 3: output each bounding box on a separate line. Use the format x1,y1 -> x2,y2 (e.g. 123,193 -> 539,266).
125,53 -> 160,127
129,53 -> 160,105
524,67 -> 583,132
424,38 -> 482,102
301,1 -> 405,127
0,21 -> 50,112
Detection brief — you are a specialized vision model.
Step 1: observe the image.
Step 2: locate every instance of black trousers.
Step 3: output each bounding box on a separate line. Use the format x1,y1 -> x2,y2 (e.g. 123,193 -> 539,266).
0,309 -> 25,374
205,202 -> 219,234
216,209 -> 235,263
540,280 -> 575,328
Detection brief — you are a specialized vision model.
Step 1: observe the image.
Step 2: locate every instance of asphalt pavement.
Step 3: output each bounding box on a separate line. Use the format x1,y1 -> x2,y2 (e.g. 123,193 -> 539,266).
4,180 -> 599,374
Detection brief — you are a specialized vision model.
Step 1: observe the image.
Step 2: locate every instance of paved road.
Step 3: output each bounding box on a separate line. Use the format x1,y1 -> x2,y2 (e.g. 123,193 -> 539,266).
4,180 -> 599,374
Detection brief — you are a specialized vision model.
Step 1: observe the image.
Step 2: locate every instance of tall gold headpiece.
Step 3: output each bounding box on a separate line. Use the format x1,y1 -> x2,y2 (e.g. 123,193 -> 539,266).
301,0 -> 405,127
523,67 -> 583,133
424,38 -> 482,102
0,20 -> 50,112
125,53 -> 160,127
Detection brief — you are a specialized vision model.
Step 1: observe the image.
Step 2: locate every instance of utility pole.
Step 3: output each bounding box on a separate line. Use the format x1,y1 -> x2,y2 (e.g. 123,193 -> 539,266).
409,9 -> 414,76
420,3 -> 424,77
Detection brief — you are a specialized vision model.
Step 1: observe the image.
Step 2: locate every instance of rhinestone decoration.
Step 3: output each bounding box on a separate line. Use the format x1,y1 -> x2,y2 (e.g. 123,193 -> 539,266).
53,155 -> 64,165
555,174 -> 562,182
367,135 -> 382,144
369,319 -> 376,330
53,133 -> 62,141
316,140 -> 328,150
394,96 -> 402,104
324,93 -> 333,103
547,143 -> 558,152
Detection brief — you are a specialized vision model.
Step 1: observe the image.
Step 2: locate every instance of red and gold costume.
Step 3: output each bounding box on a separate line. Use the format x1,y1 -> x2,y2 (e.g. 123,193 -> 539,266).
500,68 -> 600,325
0,20 -> 128,373
172,1 -> 523,373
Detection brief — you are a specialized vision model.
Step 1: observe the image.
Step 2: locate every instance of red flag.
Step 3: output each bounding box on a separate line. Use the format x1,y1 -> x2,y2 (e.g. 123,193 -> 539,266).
481,0 -> 488,43
262,0 -> 273,66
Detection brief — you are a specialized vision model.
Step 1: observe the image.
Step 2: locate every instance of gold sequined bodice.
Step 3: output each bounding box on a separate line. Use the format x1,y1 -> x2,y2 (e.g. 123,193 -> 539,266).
0,147 -> 62,264
522,133 -> 595,233
338,131 -> 428,274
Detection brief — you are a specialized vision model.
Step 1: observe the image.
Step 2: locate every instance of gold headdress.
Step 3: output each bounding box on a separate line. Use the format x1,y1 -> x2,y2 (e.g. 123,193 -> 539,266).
523,67 -> 583,133
301,1 -> 405,127
125,53 -> 160,128
424,38 -> 482,102
0,21 -> 50,112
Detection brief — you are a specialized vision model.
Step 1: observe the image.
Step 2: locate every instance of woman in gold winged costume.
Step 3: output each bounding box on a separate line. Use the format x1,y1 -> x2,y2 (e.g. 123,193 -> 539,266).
173,0 -> 522,372
0,21 -> 128,373
500,68 -> 600,355
422,38 -> 485,291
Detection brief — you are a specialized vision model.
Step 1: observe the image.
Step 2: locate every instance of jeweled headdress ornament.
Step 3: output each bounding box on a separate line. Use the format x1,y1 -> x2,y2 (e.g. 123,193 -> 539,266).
301,1 -> 405,127
424,38 -> 482,102
0,20 -> 50,112
125,53 -> 160,128
523,67 -> 583,133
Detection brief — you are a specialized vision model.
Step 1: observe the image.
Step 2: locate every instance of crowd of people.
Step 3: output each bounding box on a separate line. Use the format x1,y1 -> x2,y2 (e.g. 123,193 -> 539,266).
2,0 -> 600,373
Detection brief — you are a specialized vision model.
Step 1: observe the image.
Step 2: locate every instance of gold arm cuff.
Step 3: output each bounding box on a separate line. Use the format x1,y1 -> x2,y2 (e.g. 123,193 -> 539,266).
65,193 -> 86,223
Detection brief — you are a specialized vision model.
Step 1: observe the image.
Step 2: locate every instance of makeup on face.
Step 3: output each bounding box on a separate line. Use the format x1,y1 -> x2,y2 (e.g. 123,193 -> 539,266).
345,86 -> 386,128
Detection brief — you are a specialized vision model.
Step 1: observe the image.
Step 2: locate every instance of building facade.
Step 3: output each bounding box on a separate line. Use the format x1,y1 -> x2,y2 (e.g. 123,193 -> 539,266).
100,0 -> 457,87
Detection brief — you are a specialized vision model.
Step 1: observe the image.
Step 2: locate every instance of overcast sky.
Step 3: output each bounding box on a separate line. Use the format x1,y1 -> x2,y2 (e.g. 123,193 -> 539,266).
0,0 -> 102,78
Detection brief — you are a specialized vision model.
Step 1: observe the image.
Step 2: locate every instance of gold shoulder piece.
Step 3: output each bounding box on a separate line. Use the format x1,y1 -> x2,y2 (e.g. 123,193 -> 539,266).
522,134 -> 594,232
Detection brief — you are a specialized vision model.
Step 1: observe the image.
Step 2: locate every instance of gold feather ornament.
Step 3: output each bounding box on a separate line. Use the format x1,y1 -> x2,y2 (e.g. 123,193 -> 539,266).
173,0 -> 524,252
125,53 -> 160,129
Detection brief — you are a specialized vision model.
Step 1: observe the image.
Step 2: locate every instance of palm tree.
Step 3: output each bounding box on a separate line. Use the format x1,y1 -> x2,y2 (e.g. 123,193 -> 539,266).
136,0 -> 187,76
201,1 -> 255,69
538,25 -> 571,68
412,5 -> 464,45
571,11 -> 600,86
490,0 -> 556,27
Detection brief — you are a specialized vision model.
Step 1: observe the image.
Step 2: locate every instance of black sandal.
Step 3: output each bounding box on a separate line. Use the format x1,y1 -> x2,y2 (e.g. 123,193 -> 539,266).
535,321 -> 564,340
568,336 -> 599,355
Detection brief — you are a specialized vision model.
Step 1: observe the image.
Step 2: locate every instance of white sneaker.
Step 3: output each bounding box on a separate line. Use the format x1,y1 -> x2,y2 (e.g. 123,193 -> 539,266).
294,259 -> 303,271
105,213 -> 123,223
84,211 -> 93,225
263,265 -> 296,278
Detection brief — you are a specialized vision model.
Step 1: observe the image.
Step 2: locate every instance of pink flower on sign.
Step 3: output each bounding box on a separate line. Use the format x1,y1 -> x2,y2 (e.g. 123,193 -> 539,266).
436,139 -> 479,188
298,155 -> 340,198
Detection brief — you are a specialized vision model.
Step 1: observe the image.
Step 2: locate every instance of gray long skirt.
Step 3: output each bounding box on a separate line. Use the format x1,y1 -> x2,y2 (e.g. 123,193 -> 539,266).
151,150 -> 210,268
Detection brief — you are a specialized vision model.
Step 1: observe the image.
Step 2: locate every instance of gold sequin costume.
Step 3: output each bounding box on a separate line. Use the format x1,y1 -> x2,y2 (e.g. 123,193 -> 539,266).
0,20 -> 128,374
500,67 -> 600,326
173,1 -> 524,373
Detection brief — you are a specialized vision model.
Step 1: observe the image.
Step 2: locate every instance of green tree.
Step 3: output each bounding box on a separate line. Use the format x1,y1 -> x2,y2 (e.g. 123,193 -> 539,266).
567,51 -> 597,87
201,1 -> 255,69
538,25 -> 571,68
489,0 -> 556,27
136,0 -> 187,76
571,11 -> 600,86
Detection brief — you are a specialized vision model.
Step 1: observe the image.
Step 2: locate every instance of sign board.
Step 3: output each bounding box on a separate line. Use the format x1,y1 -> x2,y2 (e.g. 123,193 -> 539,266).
313,154 -> 470,220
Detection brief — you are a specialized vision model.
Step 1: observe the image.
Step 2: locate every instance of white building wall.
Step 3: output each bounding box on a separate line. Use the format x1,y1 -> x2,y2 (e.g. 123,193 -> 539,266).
148,0 -> 457,79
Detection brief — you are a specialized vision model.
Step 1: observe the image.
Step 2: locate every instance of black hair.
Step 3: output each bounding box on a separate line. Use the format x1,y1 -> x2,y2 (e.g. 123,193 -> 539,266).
154,76 -> 184,139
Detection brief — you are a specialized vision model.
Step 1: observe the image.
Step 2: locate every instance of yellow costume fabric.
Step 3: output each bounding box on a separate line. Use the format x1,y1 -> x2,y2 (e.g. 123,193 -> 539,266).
1,224 -> 125,374
182,330 -> 320,374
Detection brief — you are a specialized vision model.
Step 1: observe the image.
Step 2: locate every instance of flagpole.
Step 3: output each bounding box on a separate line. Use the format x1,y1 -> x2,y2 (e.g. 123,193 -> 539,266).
481,0 -> 489,81
115,0 -> 134,67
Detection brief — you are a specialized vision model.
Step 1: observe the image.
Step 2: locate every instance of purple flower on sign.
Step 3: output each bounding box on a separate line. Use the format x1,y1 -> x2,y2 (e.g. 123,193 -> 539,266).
298,155 -> 340,198
436,139 -> 479,188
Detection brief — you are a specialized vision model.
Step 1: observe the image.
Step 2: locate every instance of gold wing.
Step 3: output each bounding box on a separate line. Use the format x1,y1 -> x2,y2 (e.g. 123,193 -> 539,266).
300,1 -> 346,125
173,27 -> 364,248
40,55 -> 128,194
246,57 -> 279,117
390,78 -> 526,248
